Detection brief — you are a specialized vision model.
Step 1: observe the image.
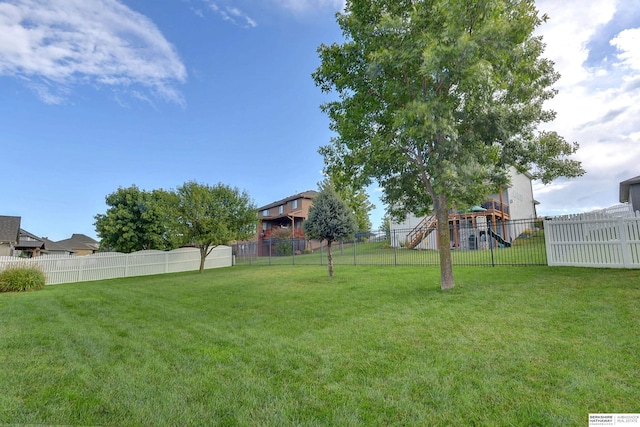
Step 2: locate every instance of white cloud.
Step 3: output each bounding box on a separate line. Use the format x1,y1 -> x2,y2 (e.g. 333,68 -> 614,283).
530,0 -> 640,216
271,0 -> 345,15
611,28 -> 640,71
192,0 -> 343,22
198,1 -> 257,28
225,6 -> 257,28
0,0 -> 187,104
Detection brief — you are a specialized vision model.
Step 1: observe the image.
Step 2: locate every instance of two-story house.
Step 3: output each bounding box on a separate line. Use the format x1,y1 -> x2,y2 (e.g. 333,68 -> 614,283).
258,190 -> 317,239
256,190 -> 318,255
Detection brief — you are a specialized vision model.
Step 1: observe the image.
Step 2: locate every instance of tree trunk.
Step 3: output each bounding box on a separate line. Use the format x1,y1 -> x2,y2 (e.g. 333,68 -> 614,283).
434,194 -> 455,290
327,240 -> 334,277
199,245 -> 207,273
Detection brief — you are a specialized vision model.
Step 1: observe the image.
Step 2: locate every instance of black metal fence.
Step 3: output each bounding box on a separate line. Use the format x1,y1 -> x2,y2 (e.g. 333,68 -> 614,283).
233,218 -> 546,267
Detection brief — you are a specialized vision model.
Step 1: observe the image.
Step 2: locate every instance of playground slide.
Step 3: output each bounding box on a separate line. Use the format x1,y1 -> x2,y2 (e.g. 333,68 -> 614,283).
488,228 -> 512,247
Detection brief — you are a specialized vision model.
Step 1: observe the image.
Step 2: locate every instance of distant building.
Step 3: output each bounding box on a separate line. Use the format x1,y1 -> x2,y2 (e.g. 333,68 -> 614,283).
0,216 -> 21,256
55,234 -> 100,256
15,229 -> 74,257
255,190 -> 318,255
619,175 -> 640,213
15,229 -> 45,257
390,167 -> 538,250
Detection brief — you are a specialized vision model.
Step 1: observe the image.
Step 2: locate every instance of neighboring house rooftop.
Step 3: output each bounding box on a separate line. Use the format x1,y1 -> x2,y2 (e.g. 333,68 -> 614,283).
16,229 -> 67,256
19,228 -> 42,241
17,229 -> 72,255
16,240 -> 45,250
257,190 -> 318,211
0,216 -> 21,244
56,234 -> 100,252
42,238 -> 74,254
619,175 -> 640,203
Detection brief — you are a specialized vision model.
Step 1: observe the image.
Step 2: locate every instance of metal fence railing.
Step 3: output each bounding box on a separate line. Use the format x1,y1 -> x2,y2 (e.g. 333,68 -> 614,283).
233,218 -> 546,267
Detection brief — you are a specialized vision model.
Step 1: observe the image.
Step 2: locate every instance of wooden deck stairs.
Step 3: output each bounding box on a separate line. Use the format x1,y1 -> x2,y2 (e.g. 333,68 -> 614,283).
406,215 -> 437,249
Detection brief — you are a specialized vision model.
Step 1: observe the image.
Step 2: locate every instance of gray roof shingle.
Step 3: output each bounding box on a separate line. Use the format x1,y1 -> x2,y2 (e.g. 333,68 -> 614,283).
0,216 -> 21,243
56,234 -> 100,252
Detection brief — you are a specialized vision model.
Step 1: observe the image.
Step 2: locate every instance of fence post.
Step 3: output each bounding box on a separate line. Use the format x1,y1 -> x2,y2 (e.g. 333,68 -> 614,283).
78,257 -> 84,282
619,217 -> 632,268
125,253 -> 130,278
489,221 -> 495,267
393,229 -> 397,266
292,239 -> 295,265
544,219 -> 553,266
354,237 -> 357,266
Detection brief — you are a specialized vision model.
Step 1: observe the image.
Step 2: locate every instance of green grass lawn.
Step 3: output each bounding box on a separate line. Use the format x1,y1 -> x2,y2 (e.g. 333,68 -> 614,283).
1,265 -> 639,426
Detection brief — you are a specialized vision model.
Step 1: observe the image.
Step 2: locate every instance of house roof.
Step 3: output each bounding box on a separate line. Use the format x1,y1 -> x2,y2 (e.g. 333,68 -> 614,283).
16,240 -> 45,250
56,234 -> 100,252
42,238 -> 74,253
0,215 -> 21,243
16,229 -> 73,253
258,190 -> 318,211
619,175 -> 640,203
19,228 -> 41,241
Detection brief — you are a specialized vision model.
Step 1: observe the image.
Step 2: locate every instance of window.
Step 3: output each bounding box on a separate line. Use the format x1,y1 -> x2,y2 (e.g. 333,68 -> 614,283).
262,209 -> 269,217
291,199 -> 298,209
278,205 -> 284,214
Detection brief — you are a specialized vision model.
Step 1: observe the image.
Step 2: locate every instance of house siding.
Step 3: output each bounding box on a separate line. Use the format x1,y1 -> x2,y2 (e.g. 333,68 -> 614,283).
0,245 -> 13,257
630,184 -> 640,213
254,191 -> 319,255
505,169 -> 536,220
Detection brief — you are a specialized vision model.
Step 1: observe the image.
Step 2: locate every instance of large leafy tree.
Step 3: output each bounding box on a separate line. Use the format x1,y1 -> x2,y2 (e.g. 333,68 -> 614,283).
172,181 -> 257,273
314,0 -> 584,289
94,185 -> 175,253
303,185 -> 357,277
322,177 -> 375,232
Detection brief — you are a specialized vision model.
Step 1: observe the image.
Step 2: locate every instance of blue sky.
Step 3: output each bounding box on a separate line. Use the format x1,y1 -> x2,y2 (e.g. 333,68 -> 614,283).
1,0 -> 639,241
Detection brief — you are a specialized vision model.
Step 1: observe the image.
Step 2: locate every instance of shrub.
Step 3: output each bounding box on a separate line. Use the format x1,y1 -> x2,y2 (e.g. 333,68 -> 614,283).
274,239 -> 293,256
0,265 -> 46,292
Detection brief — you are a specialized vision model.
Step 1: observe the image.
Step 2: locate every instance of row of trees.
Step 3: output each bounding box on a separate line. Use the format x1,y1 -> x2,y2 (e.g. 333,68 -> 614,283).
95,182 -> 360,276
94,182 -> 257,273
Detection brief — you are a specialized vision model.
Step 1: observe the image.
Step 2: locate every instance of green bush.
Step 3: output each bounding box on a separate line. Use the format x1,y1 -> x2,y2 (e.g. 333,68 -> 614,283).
0,265 -> 46,292
274,239 -> 293,256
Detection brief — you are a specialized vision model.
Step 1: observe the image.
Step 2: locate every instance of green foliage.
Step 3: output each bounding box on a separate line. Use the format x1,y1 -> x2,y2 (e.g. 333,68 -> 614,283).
303,185 -> 357,277
94,185 -> 175,253
95,182 -> 258,273
271,228 -> 293,256
303,186 -> 357,244
0,265 -> 46,292
173,181 -> 258,272
313,0 -> 584,288
321,178 -> 375,232
380,214 -> 391,242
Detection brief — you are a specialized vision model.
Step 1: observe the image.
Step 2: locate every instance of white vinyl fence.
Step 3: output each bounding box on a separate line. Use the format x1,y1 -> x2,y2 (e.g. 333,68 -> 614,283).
545,212 -> 640,268
0,246 -> 232,285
